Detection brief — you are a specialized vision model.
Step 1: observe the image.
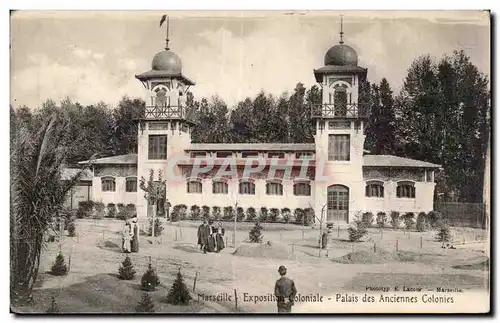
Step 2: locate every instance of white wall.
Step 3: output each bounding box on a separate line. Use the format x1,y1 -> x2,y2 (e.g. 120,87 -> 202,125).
92,176 -> 137,206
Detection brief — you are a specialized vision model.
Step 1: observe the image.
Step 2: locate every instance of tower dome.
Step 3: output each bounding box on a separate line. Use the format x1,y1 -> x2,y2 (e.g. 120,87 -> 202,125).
151,50 -> 182,74
324,44 -> 358,66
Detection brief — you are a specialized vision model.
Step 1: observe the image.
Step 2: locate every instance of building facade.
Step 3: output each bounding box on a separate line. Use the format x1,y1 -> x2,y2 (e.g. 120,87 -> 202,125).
76,27 -> 441,224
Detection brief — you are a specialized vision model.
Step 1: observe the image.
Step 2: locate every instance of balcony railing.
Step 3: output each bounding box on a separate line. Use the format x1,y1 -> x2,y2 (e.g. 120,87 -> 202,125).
311,103 -> 368,119
141,104 -> 196,123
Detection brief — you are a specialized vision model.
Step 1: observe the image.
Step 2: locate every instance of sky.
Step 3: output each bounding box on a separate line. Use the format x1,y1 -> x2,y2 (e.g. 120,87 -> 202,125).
10,10 -> 490,110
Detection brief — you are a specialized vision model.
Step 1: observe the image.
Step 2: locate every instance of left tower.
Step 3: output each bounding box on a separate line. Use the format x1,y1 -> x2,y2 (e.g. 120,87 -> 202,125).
134,24 -> 196,219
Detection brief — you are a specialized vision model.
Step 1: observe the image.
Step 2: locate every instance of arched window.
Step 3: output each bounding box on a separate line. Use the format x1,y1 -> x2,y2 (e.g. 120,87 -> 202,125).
125,177 -> 137,192
212,181 -> 228,194
293,182 -> 311,196
187,180 -> 202,194
239,181 -> 255,195
397,181 -> 415,198
266,181 -> 283,196
334,84 -> 348,116
365,181 -> 384,198
101,177 -> 116,192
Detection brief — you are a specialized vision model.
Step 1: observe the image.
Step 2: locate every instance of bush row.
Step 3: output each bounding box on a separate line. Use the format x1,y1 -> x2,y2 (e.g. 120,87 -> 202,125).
170,205 -> 316,226
360,211 -> 443,231
77,201 -> 137,220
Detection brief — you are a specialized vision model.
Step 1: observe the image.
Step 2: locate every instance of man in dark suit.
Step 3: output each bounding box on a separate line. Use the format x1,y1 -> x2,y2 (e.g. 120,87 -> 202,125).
274,265 -> 297,313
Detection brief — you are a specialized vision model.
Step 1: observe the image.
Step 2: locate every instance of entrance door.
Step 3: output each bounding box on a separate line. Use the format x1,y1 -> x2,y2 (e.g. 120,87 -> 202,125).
327,185 -> 349,223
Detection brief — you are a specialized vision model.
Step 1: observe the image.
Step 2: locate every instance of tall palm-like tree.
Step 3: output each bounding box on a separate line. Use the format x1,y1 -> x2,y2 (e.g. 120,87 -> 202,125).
10,111 -> 86,304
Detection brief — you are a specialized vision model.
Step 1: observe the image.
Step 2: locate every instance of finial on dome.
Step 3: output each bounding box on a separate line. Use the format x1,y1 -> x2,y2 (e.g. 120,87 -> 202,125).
339,15 -> 344,45
165,15 -> 170,50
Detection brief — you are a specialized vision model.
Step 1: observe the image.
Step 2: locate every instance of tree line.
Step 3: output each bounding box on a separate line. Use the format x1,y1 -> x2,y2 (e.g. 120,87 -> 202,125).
10,50 -> 490,203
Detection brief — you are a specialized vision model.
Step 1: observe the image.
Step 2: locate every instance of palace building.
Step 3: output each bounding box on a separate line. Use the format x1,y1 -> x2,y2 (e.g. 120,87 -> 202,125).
71,23 -> 441,225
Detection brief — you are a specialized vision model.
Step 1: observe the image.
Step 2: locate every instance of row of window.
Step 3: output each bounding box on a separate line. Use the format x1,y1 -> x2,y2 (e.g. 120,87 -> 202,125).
366,182 -> 416,199
187,181 -> 312,196
190,151 -> 314,159
101,177 -> 137,192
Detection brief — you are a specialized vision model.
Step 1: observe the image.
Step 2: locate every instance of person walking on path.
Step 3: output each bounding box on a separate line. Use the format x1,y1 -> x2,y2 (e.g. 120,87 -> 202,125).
274,265 -> 297,313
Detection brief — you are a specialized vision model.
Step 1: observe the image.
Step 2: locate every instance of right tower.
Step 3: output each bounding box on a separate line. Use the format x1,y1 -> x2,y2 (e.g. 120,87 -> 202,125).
312,17 -> 368,224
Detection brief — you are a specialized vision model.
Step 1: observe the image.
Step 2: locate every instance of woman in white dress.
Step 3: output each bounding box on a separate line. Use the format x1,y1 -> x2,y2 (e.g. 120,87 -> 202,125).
122,221 -> 132,253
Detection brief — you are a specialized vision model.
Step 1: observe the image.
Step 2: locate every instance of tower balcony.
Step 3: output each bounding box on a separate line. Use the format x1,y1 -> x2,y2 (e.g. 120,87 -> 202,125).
139,104 -> 197,124
310,103 -> 368,120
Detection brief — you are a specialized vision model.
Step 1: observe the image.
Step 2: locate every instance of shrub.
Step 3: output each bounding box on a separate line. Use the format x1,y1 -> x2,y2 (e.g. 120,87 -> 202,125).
116,203 -> 127,220
136,292 -> 155,313
294,208 -> 305,224
201,205 -> 210,220
416,212 -> 431,232
171,205 -> 187,222
212,206 -> 222,220
106,203 -> 117,218
249,222 -> 263,243
362,212 -> 374,227
347,216 -> 368,242
126,204 -> 136,218
190,205 -> 201,220
77,201 -> 94,218
376,212 -> 387,228
166,269 -> 192,305
402,212 -> 415,230
390,211 -> 400,229
67,220 -> 76,237
223,206 -> 234,221
269,208 -> 280,222
281,208 -> 291,222
46,296 -> 60,313
259,207 -> 268,222
236,207 -> 245,222
94,202 -> 105,219
427,211 -> 442,228
246,207 -> 257,221
50,252 -> 68,276
118,255 -> 136,280
148,217 -> 164,237
435,222 -> 451,242
141,263 -> 160,291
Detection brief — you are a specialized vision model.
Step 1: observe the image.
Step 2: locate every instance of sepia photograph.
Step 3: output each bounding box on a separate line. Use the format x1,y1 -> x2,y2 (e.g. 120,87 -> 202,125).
9,10 -> 491,314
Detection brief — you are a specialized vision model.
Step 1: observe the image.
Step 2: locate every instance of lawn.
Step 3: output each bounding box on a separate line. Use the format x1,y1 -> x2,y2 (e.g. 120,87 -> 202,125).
12,218 -> 489,313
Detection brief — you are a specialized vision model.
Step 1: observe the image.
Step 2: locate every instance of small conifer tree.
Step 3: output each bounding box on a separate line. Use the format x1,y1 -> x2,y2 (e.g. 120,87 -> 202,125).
136,292 -> 155,313
166,269 -> 192,305
50,252 -> 68,276
46,296 -> 60,313
118,255 -> 136,280
348,216 -> 368,242
436,223 -> 452,243
249,222 -> 263,243
141,263 -> 160,291
67,221 -> 76,237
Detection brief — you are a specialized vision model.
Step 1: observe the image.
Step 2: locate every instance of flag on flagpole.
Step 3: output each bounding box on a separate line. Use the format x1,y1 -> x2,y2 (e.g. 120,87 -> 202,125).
159,14 -> 167,27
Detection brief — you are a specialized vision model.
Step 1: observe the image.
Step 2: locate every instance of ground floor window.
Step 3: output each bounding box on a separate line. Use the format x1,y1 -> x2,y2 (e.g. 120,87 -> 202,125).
397,182 -> 415,198
239,181 -> 255,195
212,181 -> 228,194
365,181 -> 384,197
266,182 -> 283,196
187,181 -> 202,194
293,182 -> 311,196
101,177 -> 116,192
125,177 -> 137,192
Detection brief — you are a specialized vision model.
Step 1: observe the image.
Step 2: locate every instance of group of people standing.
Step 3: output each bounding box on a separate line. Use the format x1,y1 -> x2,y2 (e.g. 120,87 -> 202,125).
121,217 -> 139,253
197,220 -> 225,253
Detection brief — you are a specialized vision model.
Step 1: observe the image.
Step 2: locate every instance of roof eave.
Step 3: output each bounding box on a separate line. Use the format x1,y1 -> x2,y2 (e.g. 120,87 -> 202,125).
135,71 -> 196,86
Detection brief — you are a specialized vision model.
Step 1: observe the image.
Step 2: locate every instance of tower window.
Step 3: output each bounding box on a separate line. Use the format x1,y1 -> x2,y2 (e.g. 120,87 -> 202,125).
334,89 -> 348,116
328,134 -> 350,161
213,181 -> 229,194
187,181 -> 203,194
216,151 -> 233,158
148,135 -> 168,160
268,152 -> 285,159
242,151 -> 259,158
266,182 -> 283,196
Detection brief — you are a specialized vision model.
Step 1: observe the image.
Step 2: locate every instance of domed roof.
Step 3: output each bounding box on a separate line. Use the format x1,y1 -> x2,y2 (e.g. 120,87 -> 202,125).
151,50 -> 182,74
324,44 -> 358,66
